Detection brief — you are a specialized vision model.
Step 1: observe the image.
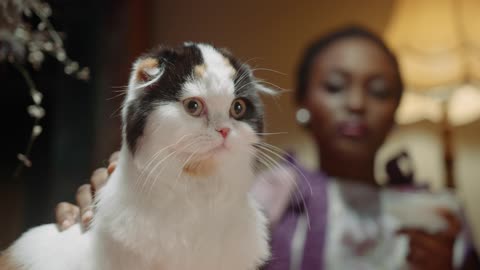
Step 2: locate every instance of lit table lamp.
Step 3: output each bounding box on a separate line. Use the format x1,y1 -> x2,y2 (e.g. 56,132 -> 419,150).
385,0 -> 480,188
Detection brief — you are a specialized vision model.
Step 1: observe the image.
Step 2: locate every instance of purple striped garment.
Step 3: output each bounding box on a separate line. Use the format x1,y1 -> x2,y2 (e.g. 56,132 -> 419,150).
260,157 -> 328,270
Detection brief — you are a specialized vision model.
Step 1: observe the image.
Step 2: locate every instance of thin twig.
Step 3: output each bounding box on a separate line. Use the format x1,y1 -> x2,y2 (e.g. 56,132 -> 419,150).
12,62 -> 43,178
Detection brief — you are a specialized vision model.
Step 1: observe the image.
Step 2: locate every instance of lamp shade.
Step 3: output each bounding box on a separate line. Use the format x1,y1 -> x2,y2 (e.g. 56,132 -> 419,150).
397,85 -> 480,126
385,0 -> 480,92
396,91 -> 443,125
448,85 -> 480,126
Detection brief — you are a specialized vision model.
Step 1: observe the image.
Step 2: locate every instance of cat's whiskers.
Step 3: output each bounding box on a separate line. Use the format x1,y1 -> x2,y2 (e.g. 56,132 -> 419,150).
140,139 -> 200,197
255,142 -> 313,195
234,80 -> 262,94
233,59 -> 260,89
133,147 -> 177,221
233,69 -> 252,89
173,147 -> 201,187
150,120 -> 169,137
252,143 -> 313,229
254,132 -> 288,136
106,88 -> 129,115
255,79 -> 289,93
142,136 -> 217,205
145,139 -> 206,200
234,62 -> 288,98
132,142 -> 195,221
254,143 -> 313,194
106,91 -> 127,101
141,134 -> 213,193
240,57 -> 262,67
235,64 -> 260,87
111,84 -> 130,89
250,67 -> 287,76
233,58 -> 259,84
134,134 -> 194,194
111,100 -> 129,118
144,150 -> 179,199
107,86 -> 128,101
247,148 -> 306,222
134,144 -> 194,217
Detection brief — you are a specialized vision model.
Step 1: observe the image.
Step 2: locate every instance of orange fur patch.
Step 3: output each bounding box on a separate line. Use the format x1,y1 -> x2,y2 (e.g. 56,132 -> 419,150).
135,58 -> 159,82
222,56 -> 230,65
0,251 -> 21,270
183,158 -> 217,177
222,57 -> 236,78
194,64 -> 206,78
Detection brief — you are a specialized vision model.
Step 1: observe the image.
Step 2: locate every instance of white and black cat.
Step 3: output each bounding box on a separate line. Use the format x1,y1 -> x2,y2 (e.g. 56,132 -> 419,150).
0,43 -> 273,270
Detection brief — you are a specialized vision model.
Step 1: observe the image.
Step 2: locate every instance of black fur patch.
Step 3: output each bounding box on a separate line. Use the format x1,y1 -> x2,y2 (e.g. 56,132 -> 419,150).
125,44 -> 203,152
219,48 -> 265,135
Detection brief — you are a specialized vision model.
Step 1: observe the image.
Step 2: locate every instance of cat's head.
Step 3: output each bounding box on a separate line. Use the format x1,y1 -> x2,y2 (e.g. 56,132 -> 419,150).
122,43 -> 274,177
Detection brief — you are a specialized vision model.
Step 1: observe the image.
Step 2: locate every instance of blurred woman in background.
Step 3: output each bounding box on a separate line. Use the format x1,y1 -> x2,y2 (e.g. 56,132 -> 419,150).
56,26 -> 478,269
253,26 -> 477,270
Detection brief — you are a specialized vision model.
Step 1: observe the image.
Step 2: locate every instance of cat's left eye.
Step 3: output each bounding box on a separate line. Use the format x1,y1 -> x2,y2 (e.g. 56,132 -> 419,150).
230,98 -> 248,119
183,97 -> 205,117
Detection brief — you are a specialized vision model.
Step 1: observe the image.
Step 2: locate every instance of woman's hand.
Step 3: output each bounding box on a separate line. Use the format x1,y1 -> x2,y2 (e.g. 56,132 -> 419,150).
398,208 -> 462,270
55,152 -> 119,231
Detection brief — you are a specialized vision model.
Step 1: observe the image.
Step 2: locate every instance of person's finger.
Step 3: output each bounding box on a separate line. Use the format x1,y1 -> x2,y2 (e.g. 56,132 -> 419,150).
408,242 -> 428,263
109,151 -> 120,163
407,230 -> 451,258
107,161 -> 117,175
76,184 -> 94,227
407,243 -> 444,270
400,228 -> 454,270
90,168 -> 109,191
55,202 -> 80,231
436,208 -> 462,239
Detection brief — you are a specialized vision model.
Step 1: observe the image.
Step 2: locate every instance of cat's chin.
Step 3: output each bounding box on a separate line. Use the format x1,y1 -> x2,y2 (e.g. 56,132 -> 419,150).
180,145 -> 230,177
182,157 -> 217,177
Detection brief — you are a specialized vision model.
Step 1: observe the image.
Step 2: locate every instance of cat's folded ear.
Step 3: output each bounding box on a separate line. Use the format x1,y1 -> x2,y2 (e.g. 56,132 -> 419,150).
128,56 -> 165,91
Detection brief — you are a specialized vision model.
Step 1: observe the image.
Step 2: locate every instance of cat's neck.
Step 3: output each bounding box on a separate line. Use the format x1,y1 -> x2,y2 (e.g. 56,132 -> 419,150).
101,145 -> 255,209
93,145 -> 256,249
90,146 -> 267,268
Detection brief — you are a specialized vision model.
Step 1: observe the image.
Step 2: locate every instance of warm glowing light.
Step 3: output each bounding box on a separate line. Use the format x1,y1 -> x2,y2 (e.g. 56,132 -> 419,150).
386,0 -> 480,126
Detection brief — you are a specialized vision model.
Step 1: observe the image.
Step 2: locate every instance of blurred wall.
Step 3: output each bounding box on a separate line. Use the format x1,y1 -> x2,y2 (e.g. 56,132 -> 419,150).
148,0 -> 480,248
148,0 -> 395,165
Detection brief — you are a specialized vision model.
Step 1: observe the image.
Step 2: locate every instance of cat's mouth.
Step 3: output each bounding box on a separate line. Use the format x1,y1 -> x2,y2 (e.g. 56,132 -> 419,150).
207,143 -> 229,154
194,143 -> 228,160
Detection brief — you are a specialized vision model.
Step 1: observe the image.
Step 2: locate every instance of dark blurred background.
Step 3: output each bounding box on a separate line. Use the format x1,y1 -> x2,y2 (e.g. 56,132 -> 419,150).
1,0 -> 479,250
0,0 -> 145,248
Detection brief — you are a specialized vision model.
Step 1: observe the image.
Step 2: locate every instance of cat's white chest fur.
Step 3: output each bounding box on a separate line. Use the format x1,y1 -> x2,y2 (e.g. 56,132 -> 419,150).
90,150 -> 269,270
6,148 -> 269,270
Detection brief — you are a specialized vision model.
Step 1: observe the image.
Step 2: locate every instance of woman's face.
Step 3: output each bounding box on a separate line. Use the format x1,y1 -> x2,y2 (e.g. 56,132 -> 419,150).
304,37 -> 401,160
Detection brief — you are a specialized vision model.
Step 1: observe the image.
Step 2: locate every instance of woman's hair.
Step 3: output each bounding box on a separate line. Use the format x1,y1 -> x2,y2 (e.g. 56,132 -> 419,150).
295,25 -> 404,104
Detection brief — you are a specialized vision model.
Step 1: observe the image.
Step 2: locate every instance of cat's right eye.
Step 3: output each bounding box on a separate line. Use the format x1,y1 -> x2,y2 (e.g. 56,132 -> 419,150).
183,97 -> 205,117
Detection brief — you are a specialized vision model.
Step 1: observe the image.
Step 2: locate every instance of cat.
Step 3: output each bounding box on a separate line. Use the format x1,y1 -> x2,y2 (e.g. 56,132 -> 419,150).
0,43 -> 273,270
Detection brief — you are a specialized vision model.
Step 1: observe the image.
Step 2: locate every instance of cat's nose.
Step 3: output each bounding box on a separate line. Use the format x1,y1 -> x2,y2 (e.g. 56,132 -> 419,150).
216,127 -> 230,139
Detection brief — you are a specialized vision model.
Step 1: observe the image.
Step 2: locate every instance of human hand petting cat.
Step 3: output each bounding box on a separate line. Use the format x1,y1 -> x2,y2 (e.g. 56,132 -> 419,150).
56,151 -> 119,231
